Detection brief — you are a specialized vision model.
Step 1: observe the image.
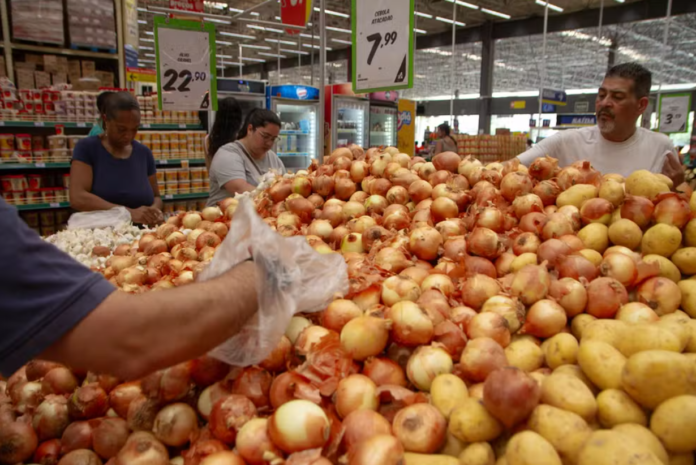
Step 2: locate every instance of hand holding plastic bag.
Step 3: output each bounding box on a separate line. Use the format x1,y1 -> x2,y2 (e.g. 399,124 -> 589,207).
198,197 -> 349,366
67,207 -> 132,230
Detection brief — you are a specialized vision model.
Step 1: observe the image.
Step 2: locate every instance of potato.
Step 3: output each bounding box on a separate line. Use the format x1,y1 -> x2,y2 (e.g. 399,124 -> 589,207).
403,453 -> 459,465
543,333 -> 579,369
608,219 -> 642,250
571,314 -> 597,340
541,374 -> 597,421
597,389 -> 647,427
557,184 -> 598,209
613,424 -> 669,465
430,374 -> 468,420
642,224 -> 682,258
528,405 -> 592,465
577,340 -> 626,390
440,432 -> 465,458
552,365 -> 597,394
656,315 -> 690,352
686,320 -> 696,353
578,430 -> 663,465
684,218 -> 696,247
449,398 -> 503,443
669,453 -> 695,465
496,458 -> 509,465
469,383 -> 484,400
578,249 -> 602,266
621,351 -> 696,409
615,302 -> 660,325
625,170 -> 670,199
671,248 -> 696,275
678,280 -> 696,318
578,223 -> 609,254
510,253 -> 538,273
655,173 -> 674,189
504,338 -> 544,373
506,431 -> 561,465
650,395 -> 696,453
598,179 -> 625,207
579,319 -> 626,346
643,254 -> 682,283
458,442 -> 495,465
616,323 -> 682,356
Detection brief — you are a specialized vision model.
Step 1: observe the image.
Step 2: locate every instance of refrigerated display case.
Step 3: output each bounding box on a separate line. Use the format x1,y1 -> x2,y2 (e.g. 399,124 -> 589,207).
210,79 -> 267,129
369,95 -> 398,148
333,96 -> 369,151
267,85 -> 320,171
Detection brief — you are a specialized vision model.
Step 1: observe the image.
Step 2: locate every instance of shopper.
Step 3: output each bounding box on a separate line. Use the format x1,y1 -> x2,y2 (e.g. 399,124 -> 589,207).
432,123 -> 458,155
87,90 -> 115,137
70,91 -> 163,226
205,97 -> 243,170
207,108 -> 286,206
517,62 -> 683,184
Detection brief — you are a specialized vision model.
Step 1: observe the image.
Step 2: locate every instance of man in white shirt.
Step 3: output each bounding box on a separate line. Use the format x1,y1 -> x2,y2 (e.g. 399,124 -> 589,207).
518,62 -> 684,185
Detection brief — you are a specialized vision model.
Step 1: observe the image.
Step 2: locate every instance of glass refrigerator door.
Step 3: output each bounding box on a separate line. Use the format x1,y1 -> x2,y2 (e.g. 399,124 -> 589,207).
272,99 -> 318,171
369,106 -> 397,148
333,97 -> 369,150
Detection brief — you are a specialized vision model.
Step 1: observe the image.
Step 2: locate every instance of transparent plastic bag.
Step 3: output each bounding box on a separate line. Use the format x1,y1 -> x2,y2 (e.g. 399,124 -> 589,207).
67,207 -> 132,230
198,197 -> 349,367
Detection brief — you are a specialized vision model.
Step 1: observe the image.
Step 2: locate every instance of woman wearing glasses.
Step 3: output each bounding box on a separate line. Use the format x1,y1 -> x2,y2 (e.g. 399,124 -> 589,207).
207,108 -> 286,206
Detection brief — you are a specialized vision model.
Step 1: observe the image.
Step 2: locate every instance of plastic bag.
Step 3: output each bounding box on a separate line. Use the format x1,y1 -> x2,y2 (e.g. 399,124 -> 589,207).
67,207 -> 132,230
198,197 -> 349,367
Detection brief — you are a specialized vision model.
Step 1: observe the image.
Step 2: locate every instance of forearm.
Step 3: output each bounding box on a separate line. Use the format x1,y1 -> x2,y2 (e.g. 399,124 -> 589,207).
42,261 -> 259,379
70,190 -> 119,212
152,196 -> 163,210
224,179 -> 255,195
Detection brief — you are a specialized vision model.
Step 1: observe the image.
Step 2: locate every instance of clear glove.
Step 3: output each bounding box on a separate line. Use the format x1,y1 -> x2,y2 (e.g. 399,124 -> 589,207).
197,197 -> 348,367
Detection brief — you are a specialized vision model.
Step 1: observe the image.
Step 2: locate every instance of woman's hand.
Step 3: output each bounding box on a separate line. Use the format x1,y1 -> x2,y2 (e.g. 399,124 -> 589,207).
128,206 -> 163,225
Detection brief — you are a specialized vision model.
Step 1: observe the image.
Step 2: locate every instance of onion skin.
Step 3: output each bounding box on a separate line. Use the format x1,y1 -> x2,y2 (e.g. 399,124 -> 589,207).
362,357 -> 407,387
33,395 -> 70,441
392,403 -> 447,453
152,403 -> 199,447
0,418 -> 38,465
586,277 -> 628,318
235,418 -> 282,465
108,382 -> 142,420
114,431 -> 168,465
60,421 -> 93,455
209,395 -> 257,444
459,337 -> 508,383
348,434 -> 405,465
231,367 -> 272,409
92,417 -> 129,459
342,410 -> 392,452
483,367 -> 541,428
34,439 -> 61,465
57,449 -> 103,465
68,384 -> 108,420
268,400 -> 331,454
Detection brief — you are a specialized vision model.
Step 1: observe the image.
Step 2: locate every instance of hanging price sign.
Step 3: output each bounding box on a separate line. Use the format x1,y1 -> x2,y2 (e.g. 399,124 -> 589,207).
154,17 -> 217,111
352,0 -> 414,93
658,93 -> 691,134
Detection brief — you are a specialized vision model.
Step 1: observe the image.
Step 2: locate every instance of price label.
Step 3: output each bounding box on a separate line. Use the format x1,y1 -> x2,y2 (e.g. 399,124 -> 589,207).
77,122 -> 86,127
49,202 -> 60,208
35,163 -> 46,168
178,123 -> 187,128
0,121 -> 5,126
155,17 -> 217,111
352,0 -> 414,93
142,123 -> 151,128
659,94 -> 691,134
34,122 -> 45,127
160,160 -> 168,165
164,194 -> 174,200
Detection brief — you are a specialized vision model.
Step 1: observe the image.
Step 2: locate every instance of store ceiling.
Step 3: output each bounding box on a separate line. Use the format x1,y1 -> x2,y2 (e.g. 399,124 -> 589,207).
136,0 -> 695,98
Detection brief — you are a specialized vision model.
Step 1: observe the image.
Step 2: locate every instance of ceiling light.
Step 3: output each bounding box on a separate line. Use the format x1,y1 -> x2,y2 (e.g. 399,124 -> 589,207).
241,44 -> 271,50
303,43 -> 333,50
331,38 -> 352,45
144,53 -> 155,58
480,8 -> 510,19
326,26 -> 351,33
204,17 -> 230,24
140,46 -> 154,51
280,49 -> 310,55
219,31 -> 255,39
241,57 -> 266,62
444,0 -> 478,10
299,33 -> 316,39
259,52 -> 287,58
140,38 -> 154,42
535,0 -> 564,12
246,24 -> 284,33
415,28 -> 427,34
217,40 -> 233,45
275,16 -> 281,20
217,54 -> 234,58
415,11 -> 433,18
137,19 -> 147,24
435,17 -> 466,26
265,38 -> 297,45
614,0 -> 624,2
144,31 -> 154,35
313,7 -> 349,18
137,7 -> 147,12
250,12 -> 259,16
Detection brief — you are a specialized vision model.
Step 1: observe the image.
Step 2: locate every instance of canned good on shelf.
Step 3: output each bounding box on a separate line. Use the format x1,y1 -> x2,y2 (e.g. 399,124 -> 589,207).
31,135 -> 44,150
203,179 -> 210,191
191,180 -> 204,193
16,134 -> 32,151
0,149 -> 14,161
0,134 -> 14,150
20,211 -> 39,228
164,181 -> 178,195
27,174 -> 42,189
62,174 -> 70,189
40,188 -> 55,204
26,189 -> 41,204
2,174 -> 27,191
12,191 -> 24,205
156,171 -> 165,182
49,149 -> 71,162
163,203 -> 174,214
41,226 -> 56,237
177,170 -> 190,181
33,149 -> 49,162
164,169 -> 178,182
190,167 -> 204,180
48,135 -> 67,149
54,188 -> 67,202
16,151 -> 31,163
196,200 -> 207,211
40,210 -> 56,226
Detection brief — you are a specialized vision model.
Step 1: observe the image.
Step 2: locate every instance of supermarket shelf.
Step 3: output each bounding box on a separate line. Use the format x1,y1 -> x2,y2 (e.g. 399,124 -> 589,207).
0,121 -> 93,128
141,124 -> 202,130
0,162 -> 70,169
156,159 -> 206,166
337,128 -> 358,132
10,42 -> 118,60
280,130 -> 310,135
162,193 -> 209,200
278,152 -> 310,157
15,202 -> 70,211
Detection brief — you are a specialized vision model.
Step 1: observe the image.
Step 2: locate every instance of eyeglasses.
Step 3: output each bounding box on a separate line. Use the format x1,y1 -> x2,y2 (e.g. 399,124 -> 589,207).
256,129 -> 279,143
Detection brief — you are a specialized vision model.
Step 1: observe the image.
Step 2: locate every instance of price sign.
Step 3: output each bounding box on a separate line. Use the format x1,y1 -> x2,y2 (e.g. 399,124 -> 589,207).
154,17 -> 217,111
352,0 -> 414,93
659,93 -> 691,134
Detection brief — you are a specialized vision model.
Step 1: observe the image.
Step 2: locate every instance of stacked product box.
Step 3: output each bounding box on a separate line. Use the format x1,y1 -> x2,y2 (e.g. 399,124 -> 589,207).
137,95 -> 200,125
136,131 -> 207,160
20,209 -> 71,236
0,172 -> 69,207
11,0 -> 64,45
455,134 -> 527,163
0,131 -> 85,164
0,80 -> 98,123
156,167 -> 209,196
67,0 -> 117,50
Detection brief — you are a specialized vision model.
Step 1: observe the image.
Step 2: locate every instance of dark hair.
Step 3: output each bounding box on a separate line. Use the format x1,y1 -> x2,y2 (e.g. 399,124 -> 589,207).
208,97 -> 243,159
437,123 -> 451,136
238,108 -> 281,139
104,92 -> 140,120
605,62 -> 652,99
96,91 -> 115,114
198,110 -> 209,132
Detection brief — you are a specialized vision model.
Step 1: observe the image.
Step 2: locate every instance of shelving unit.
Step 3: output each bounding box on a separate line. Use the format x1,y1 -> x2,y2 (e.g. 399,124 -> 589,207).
0,121 -> 94,128
278,152 -> 310,158
280,130 -> 310,135
0,159 -> 206,169
16,201 -> 70,211
162,192 -> 209,201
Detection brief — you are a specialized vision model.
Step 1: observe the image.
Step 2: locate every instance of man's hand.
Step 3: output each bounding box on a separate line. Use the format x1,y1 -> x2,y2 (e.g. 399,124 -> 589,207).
128,206 -> 163,226
662,152 -> 685,187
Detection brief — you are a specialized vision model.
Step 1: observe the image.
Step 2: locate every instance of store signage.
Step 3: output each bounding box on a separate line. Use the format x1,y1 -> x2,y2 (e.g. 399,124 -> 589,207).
574,101 -> 590,113
510,100 -> 526,110
542,119 -> 551,128
541,88 -> 567,106
529,119 -> 537,128
154,17 -> 218,111
169,0 -> 203,12
542,103 -> 556,113
397,99 -> 416,156
558,114 -> 596,126
280,0 -> 313,35
127,67 -> 156,83
123,0 -> 139,67
370,91 -> 399,102
659,93 -> 691,134
352,0 -> 414,93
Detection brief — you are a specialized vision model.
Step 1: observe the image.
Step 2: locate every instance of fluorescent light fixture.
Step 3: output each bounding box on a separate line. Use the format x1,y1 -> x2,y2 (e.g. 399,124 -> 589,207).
241,57 -> 266,62
219,31 -> 255,39
139,46 -> 154,51
331,38 -> 352,45
422,49 -> 452,56
535,0 -> 564,12
144,31 -> 154,35
415,11 -> 433,18
313,7 -> 349,18
299,33 -> 315,39
414,28 -> 427,34
137,7 -> 147,12
217,54 -> 234,58
258,52 -> 287,58
140,38 -> 154,43
217,40 -> 233,45
413,94 -> 480,101
492,90 -> 539,97
144,53 -> 156,58
614,0 -> 625,2
435,17 -> 466,26
265,38 -> 297,45
246,24 -> 285,33
241,44 -> 271,50
204,1 -> 241,12
481,8 -> 510,19
651,82 -> 696,91
444,0 -> 479,10
137,19 -> 147,24
302,43 -> 333,50
326,26 -> 351,33
204,17 -> 230,24
280,49 -> 310,55
250,12 -> 259,16
275,16 -> 281,20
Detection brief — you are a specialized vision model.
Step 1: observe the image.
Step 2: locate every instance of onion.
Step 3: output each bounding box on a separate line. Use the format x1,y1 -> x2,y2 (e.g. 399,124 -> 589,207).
559,234 -> 585,252
483,367 -> 540,428
557,254 -> 599,281
152,403 -> 198,447
533,180 -> 561,206
391,403 -> 446,454
429,170 -> 452,187
442,236 -> 467,262
459,337 -> 508,383
621,195 -> 654,228
421,274 -> 455,297
291,176 -> 312,197
33,439 -> 61,465
481,295 -> 525,333
536,239 -> 571,268
654,193 -> 691,228
542,213 -> 574,240
182,213 -> 202,229
586,277 -> 628,318
341,316 -> 390,361
115,431 -> 169,465
41,367 -> 78,396
60,421 -> 93,454
335,374 -> 379,419
463,255 -> 497,279
141,362 -> 193,403
510,263 -> 551,305
433,151 -> 460,172
374,247 -> 410,274
637,277 -> 682,316
0,416 -> 37,464
341,233 -> 364,254
500,172 -> 534,201
201,206 -> 223,222
495,253 -> 515,277
467,313 -> 511,347
295,325 -> 334,356
349,434 -> 404,465
580,198 -> 614,225
209,394 -> 256,444
68,383 -> 108,420
362,358 -> 407,387
350,161 -> 369,183
408,180 -> 433,203
268,400 -> 330,453
388,301 -> 434,346
512,194 -> 544,219
286,197 -> 314,224
33,395 -> 69,441
127,394 -> 160,432
406,346 -> 453,391
182,439 -> 229,465
616,302 -> 659,324
320,300 -> 361,334
467,227 -> 504,259
341,410 -> 392,453
529,156 -> 559,181
461,275 -> 501,310
549,278 -> 587,317
362,226 -> 390,250
342,201 -> 366,222
108,382 -> 141,420
198,383 -> 231,420
189,357 -> 230,388
231,367 -> 272,409
235,418 -> 283,465
199,451 -> 245,465
435,221 -> 463,242
521,299 -> 567,338
519,212 -> 548,235
307,193 -> 325,209
57,449 -> 102,465
409,227 -> 443,261
416,290 -> 451,324
599,252 -> 638,287
430,197 -> 459,223
512,232 -> 541,255
92,417 -> 129,459
475,207 -> 506,232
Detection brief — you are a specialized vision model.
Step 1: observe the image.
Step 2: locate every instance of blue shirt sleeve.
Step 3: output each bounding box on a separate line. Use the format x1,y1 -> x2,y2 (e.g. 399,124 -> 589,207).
0,199 -> 116,376
72,137 -> 96,166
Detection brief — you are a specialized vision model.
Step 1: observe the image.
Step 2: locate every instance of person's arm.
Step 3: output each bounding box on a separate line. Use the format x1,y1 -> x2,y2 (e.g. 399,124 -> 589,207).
42,261 -> 259,380
69,159 -> 120,212
433,140 -> 443,155
212,146 -> 255,195
517,133 -> 564,166
224,178 -> 255,194
146,149 -> 163,212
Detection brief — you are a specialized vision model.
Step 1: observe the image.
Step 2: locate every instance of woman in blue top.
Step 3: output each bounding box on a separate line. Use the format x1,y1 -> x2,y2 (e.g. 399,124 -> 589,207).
70,92 -> 163,226
87,91 -> 115,137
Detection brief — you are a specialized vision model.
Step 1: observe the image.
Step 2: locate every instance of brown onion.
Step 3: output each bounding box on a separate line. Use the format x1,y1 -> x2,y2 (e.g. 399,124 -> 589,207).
209,395 -> 256,444
521,299 -> 567,338
558,254 -> 599,281
459,337 -> 508,383
115,431 -> 168,465
34,439 -> 61,465
549,278 -> 587,317
510,263 -> 551,305
58,449 -> 102,465
406,346 -> 453,391
92,417 -> 129,459
68,383 -> 108,420
33,395 -> 69,441
519,212 -> 548,235
409,227 -> 443,261
621,195 -> 654,228
231,367 -> 272,410
467,228 -> 503,259
389,301 -> 434,346
529,156 -> 559,181
108,382 -> 142,420
599,253 -> 638,287
586,277 -> 628,318
512,194 -> 544,219
268,400 -> 330,453
467,313 -> 511,347
461,275 -> 502,310
341,316 -> 390,361
349,434 -> 404,465
392,403 -> 446,453
500,172 -> 534,201
654,193 -> 691,228
481,295 -> 525,333
512,232 -> 541,255
464,255 -> 497,279
236,418 -> 282,465
60,421 -> 93,455
580,198 -> 614,225
153,403 -> 199,447
483,367 -> 540,428
363,358 -> 407,387
637,277 -> 682,316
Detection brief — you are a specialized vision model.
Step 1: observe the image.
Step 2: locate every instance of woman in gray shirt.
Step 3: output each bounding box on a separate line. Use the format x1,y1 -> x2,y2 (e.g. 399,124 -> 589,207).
207,108 -> 287,206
